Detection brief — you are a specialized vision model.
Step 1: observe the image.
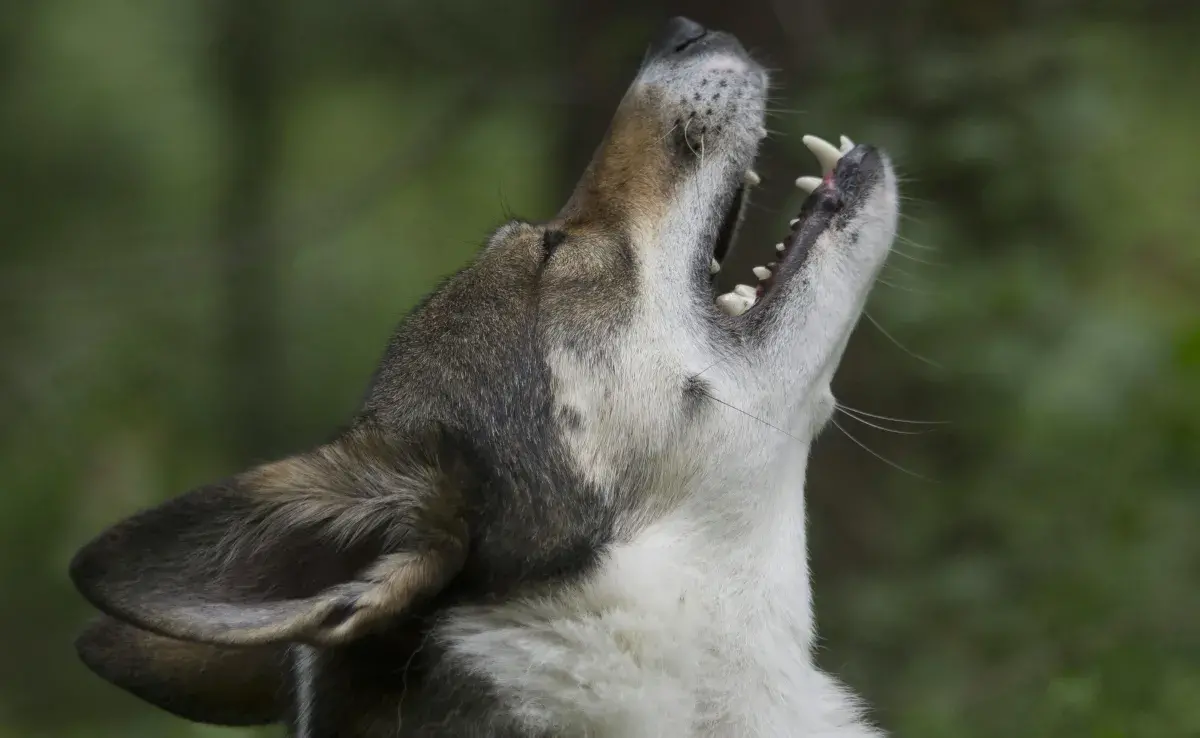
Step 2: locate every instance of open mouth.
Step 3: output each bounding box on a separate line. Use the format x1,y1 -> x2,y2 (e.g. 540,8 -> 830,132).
707,134 -> 882,317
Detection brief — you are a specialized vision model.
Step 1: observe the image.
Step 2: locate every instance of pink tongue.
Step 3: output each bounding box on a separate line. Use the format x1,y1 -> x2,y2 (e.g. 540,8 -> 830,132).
822,172 -> 835,186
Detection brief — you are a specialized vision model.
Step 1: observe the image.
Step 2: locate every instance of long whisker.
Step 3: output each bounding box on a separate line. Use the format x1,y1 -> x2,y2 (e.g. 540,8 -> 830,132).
862,311 -> 944,370
689,359 -> 726,382
837,403 -> 949,426
835,407 -> 931,435
831,418 -> 936,481
875,277 -> 930,295
699,390 -> 805,444
882,262 -> 924,282
896,234 -> 940,252
889,247 -> 944,266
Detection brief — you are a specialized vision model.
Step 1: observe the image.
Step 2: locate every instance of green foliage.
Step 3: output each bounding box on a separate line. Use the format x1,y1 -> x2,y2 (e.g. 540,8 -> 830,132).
0,1 -> 1195,736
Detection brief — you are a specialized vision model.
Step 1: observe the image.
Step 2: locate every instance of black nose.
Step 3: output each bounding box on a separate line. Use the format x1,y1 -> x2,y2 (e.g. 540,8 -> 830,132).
648,16 -> 707,57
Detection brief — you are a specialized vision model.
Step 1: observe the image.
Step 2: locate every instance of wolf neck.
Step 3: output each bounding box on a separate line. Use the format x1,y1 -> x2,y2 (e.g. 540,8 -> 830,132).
629,442 -> 816,639
688,440 -> 812,540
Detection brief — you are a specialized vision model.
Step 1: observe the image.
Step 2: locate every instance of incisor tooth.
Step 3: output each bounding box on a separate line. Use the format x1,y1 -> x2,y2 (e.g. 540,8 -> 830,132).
753,266 -> 771,281
789,218 -> 799,227
795,176 -> 821,193
710,258 -> 721,275
839,135 -> 855,154
734,284 -> 756,298
802,134 -> 842,174
716,292 -> 752,316
775,242 -> 786,253
743,170 -> 761,186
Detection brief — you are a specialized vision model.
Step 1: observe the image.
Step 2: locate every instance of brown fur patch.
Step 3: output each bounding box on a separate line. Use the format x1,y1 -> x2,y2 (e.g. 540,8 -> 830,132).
560,88 -> 676,234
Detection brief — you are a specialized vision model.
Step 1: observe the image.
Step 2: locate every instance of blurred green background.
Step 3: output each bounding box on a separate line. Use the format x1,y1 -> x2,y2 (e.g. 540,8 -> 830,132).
2,0 -> 1198,736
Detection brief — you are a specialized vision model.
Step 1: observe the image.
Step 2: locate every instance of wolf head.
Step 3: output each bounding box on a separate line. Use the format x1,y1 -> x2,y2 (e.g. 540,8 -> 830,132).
70,17 -> 898,733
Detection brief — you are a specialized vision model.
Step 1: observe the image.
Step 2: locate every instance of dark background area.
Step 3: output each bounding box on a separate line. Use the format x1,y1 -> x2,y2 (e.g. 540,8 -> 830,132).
2,1 -> 1198,736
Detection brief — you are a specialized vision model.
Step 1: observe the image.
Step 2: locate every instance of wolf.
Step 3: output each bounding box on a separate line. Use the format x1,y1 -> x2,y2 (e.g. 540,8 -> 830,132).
70,16 -> 899,737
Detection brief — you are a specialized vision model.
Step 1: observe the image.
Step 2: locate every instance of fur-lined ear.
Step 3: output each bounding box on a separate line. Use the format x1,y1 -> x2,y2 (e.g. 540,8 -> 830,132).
70,425 -> 468,648
75,615 -> 287,725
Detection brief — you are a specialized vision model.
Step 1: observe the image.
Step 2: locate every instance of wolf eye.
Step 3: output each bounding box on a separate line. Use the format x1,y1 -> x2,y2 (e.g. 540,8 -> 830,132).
542,229 -> 567,260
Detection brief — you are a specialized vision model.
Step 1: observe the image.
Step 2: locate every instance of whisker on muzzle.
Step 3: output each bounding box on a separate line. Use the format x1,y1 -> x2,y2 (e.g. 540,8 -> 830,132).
834,407 -> 932,435
889,248 -> 945,267
830,417 -> 937,482
862,310 -> 945,371
881,262 -> 926,282
695,388 -> 806,445
835,402 -> 950,426
895,234 -> 941,253
657,122 -> 680,144
875,276 -> 935,295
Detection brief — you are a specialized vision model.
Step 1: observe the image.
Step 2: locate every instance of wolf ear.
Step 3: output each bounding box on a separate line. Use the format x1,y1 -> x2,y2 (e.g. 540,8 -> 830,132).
75,615 -> 287,725
70,426 -> 469,648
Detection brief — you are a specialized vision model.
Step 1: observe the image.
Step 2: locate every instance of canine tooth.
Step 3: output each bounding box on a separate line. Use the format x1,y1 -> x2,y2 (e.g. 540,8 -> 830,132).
733,284 -> 756,298
743,170 -> 761,186
839,135 -> 855,154
710,258 -> 721,275
716,292 -> 752,316
802,134 -> 842,174
789,218 -> 799,227
795,176 -> 821,193
775,242 -> 786,253
753,266 -> 771,281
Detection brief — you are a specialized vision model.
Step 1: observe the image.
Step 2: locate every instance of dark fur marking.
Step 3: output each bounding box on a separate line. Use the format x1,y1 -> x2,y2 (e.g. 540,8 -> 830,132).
542,229 -> 566,259
557,405 -> 584,432
683,376 -> 714,421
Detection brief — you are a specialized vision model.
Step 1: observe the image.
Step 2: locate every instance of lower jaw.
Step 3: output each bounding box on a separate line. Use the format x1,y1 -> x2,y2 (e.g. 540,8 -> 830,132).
706,134 -> 863,317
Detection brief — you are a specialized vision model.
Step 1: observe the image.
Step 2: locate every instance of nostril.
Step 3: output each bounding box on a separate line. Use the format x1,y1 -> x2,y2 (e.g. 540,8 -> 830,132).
674,29 -> 706,53
650,16 -> 707,58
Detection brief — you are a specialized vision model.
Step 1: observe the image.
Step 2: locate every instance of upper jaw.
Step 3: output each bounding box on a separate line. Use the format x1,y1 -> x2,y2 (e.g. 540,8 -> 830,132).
627,28 -> 769,299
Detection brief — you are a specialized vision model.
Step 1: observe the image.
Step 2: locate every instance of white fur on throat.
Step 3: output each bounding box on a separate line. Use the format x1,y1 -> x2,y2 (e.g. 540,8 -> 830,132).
439,458 -> 881,737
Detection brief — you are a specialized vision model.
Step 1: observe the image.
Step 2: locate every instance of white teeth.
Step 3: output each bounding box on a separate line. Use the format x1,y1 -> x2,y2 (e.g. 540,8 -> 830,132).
795,176 -> 821,193
743,170 -> 761,187
789,218 -> 799,227
710,258 -> 721,275
839,135 -> 855,154
733,284 -> 757,298
752,266 -> 771,281
775,242 -> 786,253
802,134 -> 843,175
716,292 -> 754,316
716,293 -> 741,315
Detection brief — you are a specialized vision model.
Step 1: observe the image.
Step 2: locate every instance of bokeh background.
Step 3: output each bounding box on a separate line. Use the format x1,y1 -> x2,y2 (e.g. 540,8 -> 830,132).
3,0 -> 1198,736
